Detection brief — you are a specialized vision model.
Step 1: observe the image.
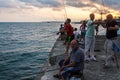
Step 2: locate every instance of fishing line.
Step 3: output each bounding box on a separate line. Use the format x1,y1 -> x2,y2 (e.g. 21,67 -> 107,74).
39,33 -> 58,42
63,0 -> 67,19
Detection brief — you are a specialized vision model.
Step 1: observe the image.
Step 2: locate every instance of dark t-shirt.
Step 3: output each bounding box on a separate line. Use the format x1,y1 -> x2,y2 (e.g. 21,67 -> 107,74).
70,48 -> 84,71
106,20 -> 118,39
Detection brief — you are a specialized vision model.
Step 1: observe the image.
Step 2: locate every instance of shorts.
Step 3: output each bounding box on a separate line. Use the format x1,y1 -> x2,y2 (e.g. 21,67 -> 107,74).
81,32 -> 86,37
66,35 -> 74,42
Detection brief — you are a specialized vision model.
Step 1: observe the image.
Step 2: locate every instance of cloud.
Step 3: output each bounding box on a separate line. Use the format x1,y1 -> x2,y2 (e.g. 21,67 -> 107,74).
88,0 -> 120,11
0,0 -> 17,8
37,0 -> 61,7
65,0 -> 120,11
0,0 -> 120,22
104,0 -> 120,10
19,0 -> 62,8
65,0 -> 93,8
18,0 -> 42,8
0,0 -> 33,9
0,0 -> 120,11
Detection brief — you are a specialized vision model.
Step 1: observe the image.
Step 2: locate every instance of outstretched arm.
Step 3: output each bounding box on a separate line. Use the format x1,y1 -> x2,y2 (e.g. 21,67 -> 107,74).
108,25 -> 119,30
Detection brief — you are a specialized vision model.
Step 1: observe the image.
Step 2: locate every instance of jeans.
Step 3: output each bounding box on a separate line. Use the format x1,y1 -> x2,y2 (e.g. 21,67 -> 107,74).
104,39 -> 117,66
59,59 -> 81,80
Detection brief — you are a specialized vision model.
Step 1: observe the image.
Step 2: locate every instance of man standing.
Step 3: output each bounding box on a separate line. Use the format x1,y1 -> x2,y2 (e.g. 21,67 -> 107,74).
84,13 -> 99,62
101,14 -> 119,68
63,18 -> 74,54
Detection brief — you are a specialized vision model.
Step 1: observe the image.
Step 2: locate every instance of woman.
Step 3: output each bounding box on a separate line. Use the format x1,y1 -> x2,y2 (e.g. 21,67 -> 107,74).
80,20 -> 86,42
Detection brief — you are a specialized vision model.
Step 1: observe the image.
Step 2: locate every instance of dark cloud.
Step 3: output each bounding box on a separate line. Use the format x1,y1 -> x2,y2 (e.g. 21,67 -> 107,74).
104,0 -> 120,10
20,0 -> 33,3
0,0 -> 33,9
19,0 -> 62,8
37,0 -> 61,7
0,0 -> 15,8
65,0 -> 103,13
88,0 -> 120,11
65,0 -> 94,8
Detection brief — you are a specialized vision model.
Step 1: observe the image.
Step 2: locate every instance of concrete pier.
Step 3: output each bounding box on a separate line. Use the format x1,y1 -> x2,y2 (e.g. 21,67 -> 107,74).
35,35 -> 120,80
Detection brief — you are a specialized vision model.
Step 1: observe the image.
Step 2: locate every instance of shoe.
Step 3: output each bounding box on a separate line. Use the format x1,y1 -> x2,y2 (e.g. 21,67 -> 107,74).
94,55 -> 97,58
103,64 -> 110,69
53,74 -> 61,79
85,59 -> 90,63
90,56 -> 96,61
111,56 -> 115,63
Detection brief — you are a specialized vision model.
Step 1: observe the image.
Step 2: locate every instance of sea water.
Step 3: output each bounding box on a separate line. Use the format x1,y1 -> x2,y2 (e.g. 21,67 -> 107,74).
0,22 -> 59,80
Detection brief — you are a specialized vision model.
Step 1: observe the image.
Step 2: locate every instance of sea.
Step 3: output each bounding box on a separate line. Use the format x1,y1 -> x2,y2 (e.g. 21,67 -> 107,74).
0,22 -> 60,80
0,22 -> 119,80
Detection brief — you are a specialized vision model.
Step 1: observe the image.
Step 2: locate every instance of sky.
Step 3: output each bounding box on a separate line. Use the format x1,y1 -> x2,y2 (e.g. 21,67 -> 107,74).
0,0 -> 120,22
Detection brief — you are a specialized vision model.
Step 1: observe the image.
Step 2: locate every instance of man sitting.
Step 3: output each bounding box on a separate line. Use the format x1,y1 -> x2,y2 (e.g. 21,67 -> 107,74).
53,39 -> 85,80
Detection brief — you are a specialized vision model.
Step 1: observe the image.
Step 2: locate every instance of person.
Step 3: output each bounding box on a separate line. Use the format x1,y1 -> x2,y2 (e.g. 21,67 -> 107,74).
84,13 -> 100,62
53,39 -> 84,80
95,24 -> 99,36
57,24 -> 65,40
73,28 -> 79,40
63,18 -> 74,54
63,22 -> 67,45
101,14 -> 119,68
80,20 -> 86,42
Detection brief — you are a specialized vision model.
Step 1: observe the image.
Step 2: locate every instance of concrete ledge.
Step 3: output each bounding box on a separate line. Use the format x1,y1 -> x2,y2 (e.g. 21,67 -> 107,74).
35,35 -> 120,80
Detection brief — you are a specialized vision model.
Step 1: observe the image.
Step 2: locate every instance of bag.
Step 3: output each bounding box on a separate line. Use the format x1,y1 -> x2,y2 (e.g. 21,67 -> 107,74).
113,42 -> 120,52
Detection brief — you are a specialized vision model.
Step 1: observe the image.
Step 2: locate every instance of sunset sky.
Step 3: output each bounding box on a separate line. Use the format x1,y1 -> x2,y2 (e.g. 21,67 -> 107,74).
0,0 -> 120,22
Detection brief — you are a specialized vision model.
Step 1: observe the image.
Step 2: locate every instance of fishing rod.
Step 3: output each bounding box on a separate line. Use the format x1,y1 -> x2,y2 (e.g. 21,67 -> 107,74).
38,67 -> 59,74
49,12 -> 58,21
63,0 -> 67,19
101,0 -> 106,20
39,33 -> 59,42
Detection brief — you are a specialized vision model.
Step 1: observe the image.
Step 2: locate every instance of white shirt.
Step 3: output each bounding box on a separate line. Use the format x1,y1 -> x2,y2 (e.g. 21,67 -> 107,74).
74,31 -> 79,39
